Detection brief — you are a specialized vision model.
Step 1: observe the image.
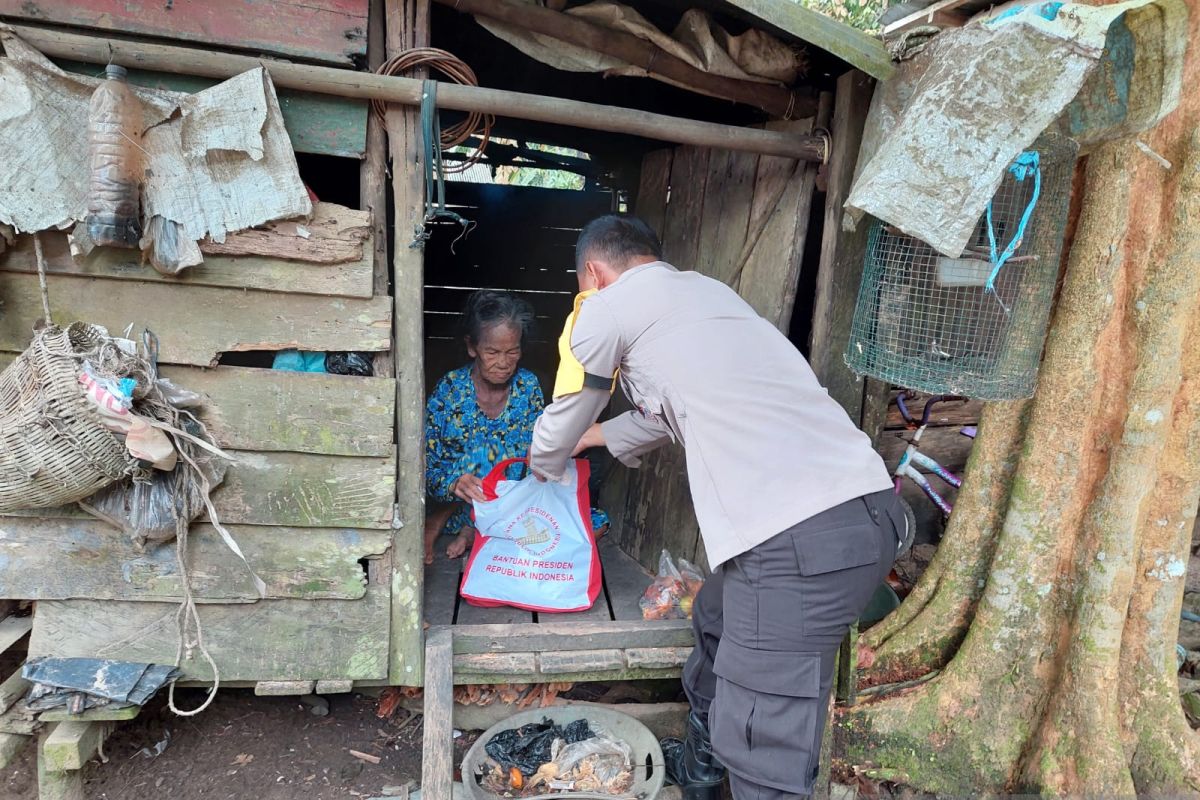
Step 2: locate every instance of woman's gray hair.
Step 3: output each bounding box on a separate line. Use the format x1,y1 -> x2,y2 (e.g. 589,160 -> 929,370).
462,290 -> 536,345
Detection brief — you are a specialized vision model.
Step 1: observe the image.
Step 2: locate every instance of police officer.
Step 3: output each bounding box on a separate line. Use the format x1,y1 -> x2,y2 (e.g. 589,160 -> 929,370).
530,215 -> 903,799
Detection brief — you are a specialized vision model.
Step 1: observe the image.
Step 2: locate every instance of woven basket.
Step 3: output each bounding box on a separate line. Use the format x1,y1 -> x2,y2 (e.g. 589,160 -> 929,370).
0,324 -> 135,512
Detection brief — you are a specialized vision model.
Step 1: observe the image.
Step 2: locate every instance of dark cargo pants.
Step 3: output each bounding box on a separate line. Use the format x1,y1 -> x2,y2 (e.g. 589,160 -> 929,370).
682,490 -> 902,799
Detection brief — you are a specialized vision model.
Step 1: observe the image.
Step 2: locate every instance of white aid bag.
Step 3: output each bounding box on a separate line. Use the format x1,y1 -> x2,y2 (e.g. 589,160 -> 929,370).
460,457 -> 602,613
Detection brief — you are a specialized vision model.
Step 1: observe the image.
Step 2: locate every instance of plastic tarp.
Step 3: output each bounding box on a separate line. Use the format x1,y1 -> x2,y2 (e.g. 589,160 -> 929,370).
844,0 -> 1172,257
23,657 -> 181,710
476,1 -> 800,89
0,26 -> 310,264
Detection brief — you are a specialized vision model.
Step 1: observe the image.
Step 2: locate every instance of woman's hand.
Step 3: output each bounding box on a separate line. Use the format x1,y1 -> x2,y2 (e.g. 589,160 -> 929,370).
571,423 -> 606,456
451,473 -> 486,503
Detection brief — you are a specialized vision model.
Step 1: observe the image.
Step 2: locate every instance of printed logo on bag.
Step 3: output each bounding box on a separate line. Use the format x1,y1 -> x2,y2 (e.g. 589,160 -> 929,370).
507,510 -> 562,556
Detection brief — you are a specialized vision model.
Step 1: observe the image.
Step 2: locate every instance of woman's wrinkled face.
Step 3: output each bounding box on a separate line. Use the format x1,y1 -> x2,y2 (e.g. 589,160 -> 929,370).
468,322 -> 522,386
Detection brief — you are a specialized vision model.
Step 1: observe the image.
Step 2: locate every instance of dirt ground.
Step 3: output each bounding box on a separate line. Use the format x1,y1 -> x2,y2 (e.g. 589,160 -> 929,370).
3,687 -> 479,800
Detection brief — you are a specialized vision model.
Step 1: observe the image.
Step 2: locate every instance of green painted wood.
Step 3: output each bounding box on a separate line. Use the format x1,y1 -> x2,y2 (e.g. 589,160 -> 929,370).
720,0 -> 894,81
0,230 -> 374,298
161,366 -> 395,458
0,519 -> 389,602
0,0 -> 369,67
52,59 -> 368,158
30,587 -> 392,682
0,273 -> 391,367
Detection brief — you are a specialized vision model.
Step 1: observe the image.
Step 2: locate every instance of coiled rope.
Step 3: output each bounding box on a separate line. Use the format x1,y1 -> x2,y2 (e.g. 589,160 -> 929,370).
372,48 -> 492,173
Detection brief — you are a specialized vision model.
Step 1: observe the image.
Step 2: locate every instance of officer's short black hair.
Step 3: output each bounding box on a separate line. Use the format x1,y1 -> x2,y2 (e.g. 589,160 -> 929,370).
575,215 -> 663,272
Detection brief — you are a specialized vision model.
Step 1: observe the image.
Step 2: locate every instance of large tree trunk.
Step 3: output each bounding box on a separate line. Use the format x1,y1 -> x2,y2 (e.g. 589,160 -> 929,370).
843,22 -> 1200,796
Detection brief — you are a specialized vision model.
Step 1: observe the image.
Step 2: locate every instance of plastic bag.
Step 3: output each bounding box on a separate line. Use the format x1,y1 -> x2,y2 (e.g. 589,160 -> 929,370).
325,351 -> 373,376
484,717 -> 592,777
80,422 -> 228,551
640,549 -> 705,620
552,729 -> 632,783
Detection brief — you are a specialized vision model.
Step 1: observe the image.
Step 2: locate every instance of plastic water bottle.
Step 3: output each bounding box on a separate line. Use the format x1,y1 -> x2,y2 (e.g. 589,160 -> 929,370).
85,65 -> 143,248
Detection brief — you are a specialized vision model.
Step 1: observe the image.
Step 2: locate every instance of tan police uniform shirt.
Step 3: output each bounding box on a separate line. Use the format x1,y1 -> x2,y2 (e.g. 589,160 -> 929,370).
530,261 -> 892,568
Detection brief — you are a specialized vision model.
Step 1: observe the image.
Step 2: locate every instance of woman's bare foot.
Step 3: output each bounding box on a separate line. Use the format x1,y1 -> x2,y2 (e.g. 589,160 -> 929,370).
446,527 -> 474,559
424,505 -> 454,565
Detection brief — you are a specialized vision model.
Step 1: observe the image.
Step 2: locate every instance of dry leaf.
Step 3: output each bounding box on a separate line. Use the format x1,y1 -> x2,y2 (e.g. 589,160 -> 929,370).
232,753 -> 254,766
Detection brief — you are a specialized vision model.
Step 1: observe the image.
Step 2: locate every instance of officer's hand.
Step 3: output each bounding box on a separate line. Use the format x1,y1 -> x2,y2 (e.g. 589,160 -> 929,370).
451,473 -> 486,503
571,423 -> 605,456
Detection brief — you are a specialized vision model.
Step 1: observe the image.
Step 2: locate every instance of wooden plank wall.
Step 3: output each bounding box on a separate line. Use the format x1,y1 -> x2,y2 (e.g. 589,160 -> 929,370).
0,0 -> 370,67
422,181 -> 614,396
0,204 -> 397,682
601,116 -> 821,574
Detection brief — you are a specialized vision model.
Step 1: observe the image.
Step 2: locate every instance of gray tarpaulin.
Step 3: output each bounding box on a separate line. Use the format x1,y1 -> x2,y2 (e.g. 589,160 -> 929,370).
477,1 -> 801,89
844,0 -> 1167,257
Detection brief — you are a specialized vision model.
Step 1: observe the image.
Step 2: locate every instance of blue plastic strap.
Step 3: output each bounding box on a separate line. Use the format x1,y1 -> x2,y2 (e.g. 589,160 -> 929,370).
985,150 -> 1041,294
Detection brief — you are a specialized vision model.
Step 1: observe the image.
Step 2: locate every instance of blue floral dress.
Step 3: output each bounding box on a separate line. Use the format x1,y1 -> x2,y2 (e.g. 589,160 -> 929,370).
425,365 -> 608,536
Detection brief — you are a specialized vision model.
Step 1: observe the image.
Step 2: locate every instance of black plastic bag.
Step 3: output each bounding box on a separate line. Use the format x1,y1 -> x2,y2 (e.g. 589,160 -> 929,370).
484,717 -> 594,777
325,352 -> 373,376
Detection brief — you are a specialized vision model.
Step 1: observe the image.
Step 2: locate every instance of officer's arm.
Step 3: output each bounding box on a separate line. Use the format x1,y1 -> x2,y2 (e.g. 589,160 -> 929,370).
530,297 -> 621,481
530,388 -> 611,481
601,411 -> 673,468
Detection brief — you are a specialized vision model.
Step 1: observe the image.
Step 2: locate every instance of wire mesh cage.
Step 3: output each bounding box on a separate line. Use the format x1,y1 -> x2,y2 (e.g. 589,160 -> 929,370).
844,135 -> 1078,400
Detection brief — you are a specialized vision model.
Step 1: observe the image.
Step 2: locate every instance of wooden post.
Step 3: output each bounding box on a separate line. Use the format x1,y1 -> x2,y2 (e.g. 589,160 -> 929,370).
808,70 -> 876,423
807,71 -> 874,796
420,627 -> 454,800
36,726 -> 82,800
384,0 -> 429,687
7,24 -> 826,161
363,0 -> 394,379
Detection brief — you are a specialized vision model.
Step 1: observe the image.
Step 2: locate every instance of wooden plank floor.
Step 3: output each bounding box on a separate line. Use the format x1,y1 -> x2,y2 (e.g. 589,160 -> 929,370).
422,536 -> 654,626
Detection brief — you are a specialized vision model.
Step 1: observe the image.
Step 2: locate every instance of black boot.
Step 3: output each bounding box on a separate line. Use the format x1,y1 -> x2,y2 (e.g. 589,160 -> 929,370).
662,711 -> 726,799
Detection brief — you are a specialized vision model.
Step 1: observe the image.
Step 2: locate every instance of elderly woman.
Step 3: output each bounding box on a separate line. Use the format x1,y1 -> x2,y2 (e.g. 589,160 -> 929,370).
424,290 -> 606,564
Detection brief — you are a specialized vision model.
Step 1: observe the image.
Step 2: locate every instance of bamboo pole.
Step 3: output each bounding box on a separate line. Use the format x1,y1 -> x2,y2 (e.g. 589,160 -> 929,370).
431,0 -> 812,119
6,23 -> 827,161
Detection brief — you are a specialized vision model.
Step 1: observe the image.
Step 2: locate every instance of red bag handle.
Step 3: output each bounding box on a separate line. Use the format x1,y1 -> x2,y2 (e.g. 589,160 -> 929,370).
479,457 -> 527,501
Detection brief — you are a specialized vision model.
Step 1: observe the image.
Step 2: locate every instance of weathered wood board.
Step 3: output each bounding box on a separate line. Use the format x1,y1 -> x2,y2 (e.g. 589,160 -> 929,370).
809,71 -> 876,422
0,212 -> 374,298
161,366 -> 395,457
53,59 -> 368,159
1,0 -> 370,66
204,204 -> 371,264
599,538 -> 654,621
885,394 -> 984,429
30,588 -> 392,681
0,273 -> 391,366
12,450 -> 395,529
423,549 -> 462,626
210,450 -> 395,528
0,519 -> 389,602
